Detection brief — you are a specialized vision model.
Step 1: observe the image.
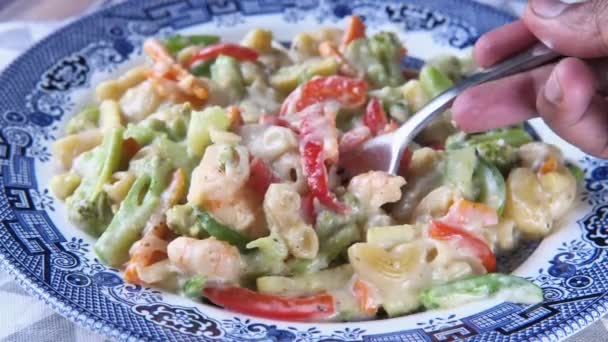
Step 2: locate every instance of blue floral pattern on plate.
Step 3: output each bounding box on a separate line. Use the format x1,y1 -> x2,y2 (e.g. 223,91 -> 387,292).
0,0 -> 606,341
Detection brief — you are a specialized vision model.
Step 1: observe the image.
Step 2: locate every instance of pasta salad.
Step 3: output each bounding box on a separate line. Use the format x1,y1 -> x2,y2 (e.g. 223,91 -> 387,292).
50,16 -> 580,321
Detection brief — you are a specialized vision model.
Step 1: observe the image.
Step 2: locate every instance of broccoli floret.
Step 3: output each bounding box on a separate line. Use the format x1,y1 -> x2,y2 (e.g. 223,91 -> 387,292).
369,86 -> 411,123
345,32 -> 404,88
95,155 -> 173,267
67,191 -> 113,236
315,193 -> 363,240
369,32 -> 405,87
65,127 -> 124,236
446,127 -> 533,172
475,141 -> 519,173
166,204 -> 208,238
244,233 -> 289,277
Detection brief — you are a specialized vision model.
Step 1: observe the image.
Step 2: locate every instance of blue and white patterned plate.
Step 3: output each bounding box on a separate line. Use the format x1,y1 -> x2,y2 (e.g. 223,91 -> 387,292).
0,0 -> 606,341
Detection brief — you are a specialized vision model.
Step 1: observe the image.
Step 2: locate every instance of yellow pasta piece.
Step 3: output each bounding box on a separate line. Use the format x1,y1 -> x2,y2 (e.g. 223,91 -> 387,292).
241,28 -> 273,52
52,129 -> 103,169
264,184 -> 319,259
96,65 -> 148,101
50,173 -> 81,200
538,170 -> 576,220
99,99 -> 124,132
366,225 -> 416,250
504,168 -> 552,238
103,171 -> 136,204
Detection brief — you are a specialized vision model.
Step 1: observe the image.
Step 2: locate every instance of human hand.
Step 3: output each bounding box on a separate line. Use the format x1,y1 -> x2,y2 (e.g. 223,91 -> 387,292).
452,0 -> 608,157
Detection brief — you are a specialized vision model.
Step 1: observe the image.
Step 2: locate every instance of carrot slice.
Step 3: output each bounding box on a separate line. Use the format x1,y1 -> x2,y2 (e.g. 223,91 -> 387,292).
353,279 -> 378,315
445,198 -> 499,228
341,15 -> 366,48
143,38 -> 208,101
539,155 -> 558,174
319,41 -> 357,76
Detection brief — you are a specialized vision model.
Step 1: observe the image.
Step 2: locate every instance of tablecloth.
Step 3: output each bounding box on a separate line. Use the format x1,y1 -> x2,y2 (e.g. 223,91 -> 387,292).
0,0 -> 606,341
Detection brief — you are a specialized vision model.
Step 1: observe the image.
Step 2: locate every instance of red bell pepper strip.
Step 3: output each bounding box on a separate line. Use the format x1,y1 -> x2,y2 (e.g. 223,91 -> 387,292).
247,157 -> 276,197
397,147 -> 413,175
300,193 -> 317,225
429,220 -> 497,272
279,76 -> 367,115
363,98 -> 388,135
259,113 -> 301,134
301,140 -> 348,213
187,43 -> 258,67
204,287 -> 336,321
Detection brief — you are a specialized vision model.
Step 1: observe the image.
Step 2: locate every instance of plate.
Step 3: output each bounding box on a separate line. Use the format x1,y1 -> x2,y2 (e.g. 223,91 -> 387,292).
0,1 -> 606,341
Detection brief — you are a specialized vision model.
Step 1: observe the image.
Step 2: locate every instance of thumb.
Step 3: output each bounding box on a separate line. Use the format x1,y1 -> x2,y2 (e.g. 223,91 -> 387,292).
524,0 -> 608,58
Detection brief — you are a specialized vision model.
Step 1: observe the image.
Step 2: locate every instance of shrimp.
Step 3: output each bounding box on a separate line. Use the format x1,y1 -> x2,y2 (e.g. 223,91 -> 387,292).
167,237 -> 244,284
124,169 -> 187,284
124,223 -> 174,285
143,38 -> 208,104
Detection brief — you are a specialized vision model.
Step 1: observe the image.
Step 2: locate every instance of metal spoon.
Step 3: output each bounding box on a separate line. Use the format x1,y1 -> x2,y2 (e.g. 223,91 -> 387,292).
339,43 -> 561,176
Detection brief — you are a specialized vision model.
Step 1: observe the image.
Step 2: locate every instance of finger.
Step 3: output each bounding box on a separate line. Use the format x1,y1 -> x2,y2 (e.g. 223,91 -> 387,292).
536,57 -> 608,158
474,20 -> 538,68
452,64 -> 554,132
524,0 -> 608,58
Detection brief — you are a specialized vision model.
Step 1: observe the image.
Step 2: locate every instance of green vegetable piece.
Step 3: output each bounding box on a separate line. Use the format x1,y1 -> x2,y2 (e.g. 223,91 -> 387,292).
66,127 -> 124,236
474,158 -> 507,215
211,55 -> 245,101
190,59 -> 214,77
315,194 -> 362,239
475,141 -> 518,173
445,131 -> 468,150
446,127 -> 533,172
445,146 -> 479,200
428,54 -> 463,82
197,211 -> 252,252
369,32 -> 405,87
567,163 -> 585,183
369,86 -> 410,122
244,233 -> 289,277
155,136 -> 197,174
467,127 -> 533,147
130,155 -> 173,196
165,34 -> 220,54
344,38 -> 386,87
186,106 -> 230,158
166,204 -> 208,238
420,273 -> 543,310
183,275 -> 207,298
93,128 -> 124,196
66,106 -> 99,134
289,223 -> 360,274
94,174 -> 161,266
419,65 -> 454,98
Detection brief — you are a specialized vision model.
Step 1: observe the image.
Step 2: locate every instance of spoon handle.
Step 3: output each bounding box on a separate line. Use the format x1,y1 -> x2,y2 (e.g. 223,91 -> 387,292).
387,43 -> 561,174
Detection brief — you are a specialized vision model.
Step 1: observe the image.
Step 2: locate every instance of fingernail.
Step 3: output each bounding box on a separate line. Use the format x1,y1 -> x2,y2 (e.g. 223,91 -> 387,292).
531,0 -> 585,18
544,69 -> 563,105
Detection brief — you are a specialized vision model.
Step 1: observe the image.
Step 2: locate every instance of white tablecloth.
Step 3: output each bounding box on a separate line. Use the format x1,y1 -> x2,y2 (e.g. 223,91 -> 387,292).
0,1 -> 606,341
